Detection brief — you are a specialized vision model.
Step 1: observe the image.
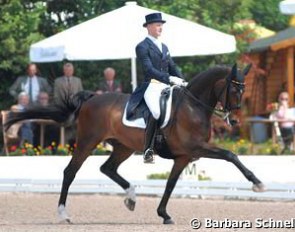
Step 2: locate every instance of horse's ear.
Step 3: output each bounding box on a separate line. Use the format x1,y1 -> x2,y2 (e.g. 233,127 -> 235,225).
229,63 -> 238,79
243,63 -> 252,76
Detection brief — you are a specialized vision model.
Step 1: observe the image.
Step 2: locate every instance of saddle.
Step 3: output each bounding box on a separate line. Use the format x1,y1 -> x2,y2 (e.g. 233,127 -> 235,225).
123,86 -> 176,129
123,86 -> 180,159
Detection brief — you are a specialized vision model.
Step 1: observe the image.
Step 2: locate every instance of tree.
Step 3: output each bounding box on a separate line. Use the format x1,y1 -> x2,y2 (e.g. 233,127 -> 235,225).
250,0 -> 289,31
39,0 -> 125,36
0,0 -> 45,108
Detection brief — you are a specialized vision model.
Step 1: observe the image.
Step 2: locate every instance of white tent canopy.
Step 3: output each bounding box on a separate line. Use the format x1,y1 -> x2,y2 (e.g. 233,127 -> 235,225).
30,1 -> 236,90
280,0 -> 295,14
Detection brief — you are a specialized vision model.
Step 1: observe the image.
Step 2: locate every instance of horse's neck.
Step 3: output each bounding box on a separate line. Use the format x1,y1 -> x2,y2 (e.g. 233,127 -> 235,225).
180,77 -> 228,125
187,68 -> 228,108
187,84 -> 218,111
172,89 -> 214,125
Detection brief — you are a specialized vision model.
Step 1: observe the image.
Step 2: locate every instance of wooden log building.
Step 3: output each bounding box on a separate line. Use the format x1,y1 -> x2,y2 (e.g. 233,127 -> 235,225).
243,26 -> 295,116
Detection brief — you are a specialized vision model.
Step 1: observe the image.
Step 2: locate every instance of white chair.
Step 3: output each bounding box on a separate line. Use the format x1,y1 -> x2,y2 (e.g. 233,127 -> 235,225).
269,112 -> 282,144
1,110 -> 22,155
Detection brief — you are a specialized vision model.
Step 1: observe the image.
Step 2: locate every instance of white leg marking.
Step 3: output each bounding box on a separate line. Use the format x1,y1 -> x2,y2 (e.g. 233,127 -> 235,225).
58,204 -> 71,222
125,185 -> 136,202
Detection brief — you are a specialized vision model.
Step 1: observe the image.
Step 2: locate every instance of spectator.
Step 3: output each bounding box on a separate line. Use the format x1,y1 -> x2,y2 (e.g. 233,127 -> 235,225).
36,91 -> 50,107
10,92 -> 33,146
54,62 -> 83,148
9,63 -> 52,104
276,92 -> 295,153
96,67 -> 122,94
54,62 -> 83,107
33,92 -> 60,148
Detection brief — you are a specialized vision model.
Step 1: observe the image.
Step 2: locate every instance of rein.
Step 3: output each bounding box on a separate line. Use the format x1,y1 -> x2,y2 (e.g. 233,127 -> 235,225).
181,88 -> 230,122
182,77 -> 245,125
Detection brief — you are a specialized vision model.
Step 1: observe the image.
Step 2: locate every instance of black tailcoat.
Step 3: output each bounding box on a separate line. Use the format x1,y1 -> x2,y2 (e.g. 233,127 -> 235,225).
127,37 -> 183,119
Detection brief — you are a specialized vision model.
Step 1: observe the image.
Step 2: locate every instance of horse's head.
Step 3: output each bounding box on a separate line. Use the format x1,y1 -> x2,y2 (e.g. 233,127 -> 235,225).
217,63 -> 251,112
185,64 -> 251,117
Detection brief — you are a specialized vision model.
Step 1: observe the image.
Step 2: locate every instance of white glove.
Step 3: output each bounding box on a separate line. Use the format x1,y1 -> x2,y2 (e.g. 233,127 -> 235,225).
181,81 -> 188,87
169,76 -> 184,86
169,76 -> 188,87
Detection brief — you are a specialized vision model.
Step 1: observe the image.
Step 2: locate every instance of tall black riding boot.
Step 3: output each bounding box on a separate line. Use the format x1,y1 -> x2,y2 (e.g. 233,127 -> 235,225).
143,116 -> 158,163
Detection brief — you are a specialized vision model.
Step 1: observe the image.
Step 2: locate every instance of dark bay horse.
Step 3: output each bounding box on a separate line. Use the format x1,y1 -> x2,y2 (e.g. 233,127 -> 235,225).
5,64 -> 265,224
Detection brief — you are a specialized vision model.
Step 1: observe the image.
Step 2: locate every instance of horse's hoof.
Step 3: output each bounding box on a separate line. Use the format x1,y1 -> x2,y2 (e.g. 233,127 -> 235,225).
163,218 -> 175,224
58,204 -> 71,223
59,218 -> 72,224
124,198 -> 136,211
252,183 -> 266,192
65,218 -> 73,224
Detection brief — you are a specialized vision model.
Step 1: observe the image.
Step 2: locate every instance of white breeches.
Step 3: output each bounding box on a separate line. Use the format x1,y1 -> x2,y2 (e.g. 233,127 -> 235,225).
144,82 -> 169,120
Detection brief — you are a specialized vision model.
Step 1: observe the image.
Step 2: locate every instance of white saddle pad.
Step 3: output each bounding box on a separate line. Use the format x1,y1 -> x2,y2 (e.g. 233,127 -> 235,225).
122,86 -> 176,129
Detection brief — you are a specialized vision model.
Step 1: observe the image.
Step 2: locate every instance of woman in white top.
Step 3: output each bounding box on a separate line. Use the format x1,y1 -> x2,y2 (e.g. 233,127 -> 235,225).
276,92 -> 294,153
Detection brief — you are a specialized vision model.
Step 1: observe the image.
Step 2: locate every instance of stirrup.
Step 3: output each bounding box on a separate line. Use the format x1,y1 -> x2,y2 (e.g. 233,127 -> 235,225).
143,148 -> 155,164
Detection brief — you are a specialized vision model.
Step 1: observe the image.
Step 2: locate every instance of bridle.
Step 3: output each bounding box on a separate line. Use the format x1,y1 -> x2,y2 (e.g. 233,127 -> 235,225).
214,77 -> 245,124
216,75 -> 245,110
182,73 -> 245,125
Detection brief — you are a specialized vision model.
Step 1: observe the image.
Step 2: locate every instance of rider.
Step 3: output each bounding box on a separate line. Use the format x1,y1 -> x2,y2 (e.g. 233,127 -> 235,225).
134,12 -> 187,163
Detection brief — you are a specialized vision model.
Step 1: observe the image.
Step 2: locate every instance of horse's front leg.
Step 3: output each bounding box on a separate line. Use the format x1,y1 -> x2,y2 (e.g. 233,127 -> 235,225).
58,144 -> 91,223
157,156 -> 190,224
200,147 -> 265,192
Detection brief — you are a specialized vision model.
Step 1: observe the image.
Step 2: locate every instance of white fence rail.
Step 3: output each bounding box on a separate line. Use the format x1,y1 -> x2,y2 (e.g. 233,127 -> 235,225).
0,178 -> 294,201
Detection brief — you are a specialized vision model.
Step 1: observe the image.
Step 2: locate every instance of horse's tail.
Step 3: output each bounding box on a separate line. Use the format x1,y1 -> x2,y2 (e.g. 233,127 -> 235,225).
4,90 -> 96,131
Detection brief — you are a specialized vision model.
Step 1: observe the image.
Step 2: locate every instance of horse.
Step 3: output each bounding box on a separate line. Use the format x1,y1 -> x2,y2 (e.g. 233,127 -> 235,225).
5,63 -> 265,224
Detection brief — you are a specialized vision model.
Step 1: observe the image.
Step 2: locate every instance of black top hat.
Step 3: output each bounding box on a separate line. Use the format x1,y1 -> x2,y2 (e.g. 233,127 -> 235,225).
143,13 -> 166,27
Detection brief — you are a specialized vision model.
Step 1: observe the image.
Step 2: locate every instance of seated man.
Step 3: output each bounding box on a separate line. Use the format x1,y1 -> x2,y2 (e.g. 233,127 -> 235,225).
10,92 -> 33,146
35,91 -> 50,107
96,67 -> 122,94
33,91 -> 60,147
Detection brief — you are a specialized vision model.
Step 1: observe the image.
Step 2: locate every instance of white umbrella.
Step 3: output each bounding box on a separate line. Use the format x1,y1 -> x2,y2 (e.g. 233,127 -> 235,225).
279,0 -> 295,14
30,1 -> 236,90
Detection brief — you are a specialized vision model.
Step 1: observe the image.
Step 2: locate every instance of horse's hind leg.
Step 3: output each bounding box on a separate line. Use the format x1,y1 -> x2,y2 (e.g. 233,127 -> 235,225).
57,137 -> 99,223
201,147 -> 265,192
157,156 -> 190,224
100,141 -> 135,211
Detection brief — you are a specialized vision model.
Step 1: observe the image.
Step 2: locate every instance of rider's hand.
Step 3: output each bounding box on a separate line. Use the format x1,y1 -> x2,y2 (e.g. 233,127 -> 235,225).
281,101 -> 288,108
169,76 -> 185,86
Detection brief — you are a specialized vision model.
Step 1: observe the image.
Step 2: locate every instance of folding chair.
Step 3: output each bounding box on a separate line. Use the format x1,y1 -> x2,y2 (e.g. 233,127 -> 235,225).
269,112 -> 283,146
1,110 -> 21,155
